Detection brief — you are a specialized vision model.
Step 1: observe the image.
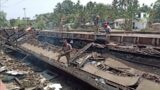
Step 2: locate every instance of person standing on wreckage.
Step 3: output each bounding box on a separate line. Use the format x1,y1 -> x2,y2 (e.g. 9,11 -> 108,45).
103,21 -> 112,44
57,39 -> 73,65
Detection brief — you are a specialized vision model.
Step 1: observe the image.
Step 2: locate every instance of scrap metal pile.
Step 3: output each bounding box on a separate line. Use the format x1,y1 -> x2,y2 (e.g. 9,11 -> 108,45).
0,52 -> 64,90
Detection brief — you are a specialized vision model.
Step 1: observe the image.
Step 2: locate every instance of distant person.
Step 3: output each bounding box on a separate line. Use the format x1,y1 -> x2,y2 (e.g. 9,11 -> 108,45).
94,15 -> 100,33
26,24 -> 33,32
103,22 -> 112,44
25,24 -> 36,39
57,39 -> 73,65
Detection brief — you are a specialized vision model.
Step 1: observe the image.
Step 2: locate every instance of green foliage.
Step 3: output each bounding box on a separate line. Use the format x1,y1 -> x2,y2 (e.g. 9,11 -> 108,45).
139,4 -> 151,13
32,0 -> 115,29
17,0 -> 156,30
9,17 -> 27,28
0,11 -> 8,27
112,0 -> 139,30
33,14 -> 48,30
0,0 -> 158,30
30,0 -> 142,30
150,0 -> 160,22
9,19 -> 16,27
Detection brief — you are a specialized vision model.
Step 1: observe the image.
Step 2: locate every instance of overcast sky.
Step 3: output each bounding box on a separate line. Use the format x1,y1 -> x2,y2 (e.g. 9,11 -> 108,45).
1,0 -> 157,20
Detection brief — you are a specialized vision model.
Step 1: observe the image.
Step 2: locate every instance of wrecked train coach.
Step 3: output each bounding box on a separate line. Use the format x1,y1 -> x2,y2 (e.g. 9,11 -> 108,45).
0,29 -> 160,90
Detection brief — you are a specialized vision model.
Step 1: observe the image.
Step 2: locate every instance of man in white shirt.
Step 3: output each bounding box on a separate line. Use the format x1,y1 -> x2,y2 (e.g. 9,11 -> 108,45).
103,22 -> 112,44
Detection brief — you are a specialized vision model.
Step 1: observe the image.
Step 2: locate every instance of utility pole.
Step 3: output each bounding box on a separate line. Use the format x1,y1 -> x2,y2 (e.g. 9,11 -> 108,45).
23,8 -> 26,19
23,8 -> 27,27
0,0 -> 2,28
0,0 -> 1,12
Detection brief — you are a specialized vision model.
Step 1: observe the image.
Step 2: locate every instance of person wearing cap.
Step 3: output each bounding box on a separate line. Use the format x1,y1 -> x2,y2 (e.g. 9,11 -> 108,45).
103,22 -> 112,43
57,39 -> 73,65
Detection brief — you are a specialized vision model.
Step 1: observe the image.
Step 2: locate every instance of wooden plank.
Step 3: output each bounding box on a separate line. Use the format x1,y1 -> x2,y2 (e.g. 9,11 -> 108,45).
137,79 -> 160,90
70,43 -> 94,63
78,54 -> 92,68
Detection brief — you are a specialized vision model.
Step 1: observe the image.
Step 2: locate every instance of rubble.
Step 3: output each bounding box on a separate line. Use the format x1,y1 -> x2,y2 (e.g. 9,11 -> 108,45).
40,70 -> 58,82
0,50 -> 93,90
44,83 -> 62,90
6,70 -> 28,76
90,52 -> 105,61
110,45 -> 160,58
1,29 -> 160,90
142,73 -> 160,83
0,66 -> 7,73
0,54 -> 54,89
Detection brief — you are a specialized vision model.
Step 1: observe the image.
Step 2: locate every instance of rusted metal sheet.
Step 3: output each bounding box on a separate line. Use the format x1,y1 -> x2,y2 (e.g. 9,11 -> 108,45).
81,64 -> 98,74
21,43 -> 68,63
123,37 -> 135,43
136,79 -> 160,90
110,36 -> 121,43
81,64 -> 139,87
70,43 -> 94,63
139,38 -> 153,45
104,57 -> 143,76
104,57 -> 130,69
21,43 -> 138,89
19,44 -> 113,90
95,34 -> 106,40
37,31 -> 160,46
95,70 -> 139,87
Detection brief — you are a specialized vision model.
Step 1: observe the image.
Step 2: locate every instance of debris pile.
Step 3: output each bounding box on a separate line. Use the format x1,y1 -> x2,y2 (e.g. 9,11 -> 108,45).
0,53 -> 62,90
142,73 -> 160,83
110,45 -> 160,57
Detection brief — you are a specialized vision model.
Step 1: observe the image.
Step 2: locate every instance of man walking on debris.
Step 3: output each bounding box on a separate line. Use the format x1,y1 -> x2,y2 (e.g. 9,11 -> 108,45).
103,21 -> 112,44
57,39 -> 73,65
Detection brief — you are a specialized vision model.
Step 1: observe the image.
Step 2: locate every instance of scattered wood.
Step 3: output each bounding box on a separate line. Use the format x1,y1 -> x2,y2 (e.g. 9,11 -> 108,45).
70,43 -> 94,63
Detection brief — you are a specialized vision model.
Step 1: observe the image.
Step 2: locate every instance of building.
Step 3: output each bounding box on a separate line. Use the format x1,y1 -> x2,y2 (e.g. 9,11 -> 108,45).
114,12 -> 149,30
114,19 -> 126,29
152,23 -> 160,31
